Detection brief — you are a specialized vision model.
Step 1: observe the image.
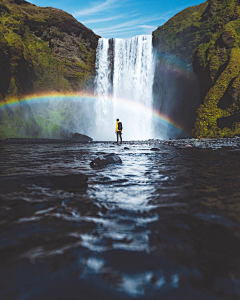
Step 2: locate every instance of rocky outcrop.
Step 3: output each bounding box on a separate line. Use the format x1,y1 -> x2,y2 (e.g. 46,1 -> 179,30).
71,133 -> 93,142
90,153 -> 122,168
0,0 -> 99,98
0,0 -> 99,139
192,0 -> 240,138
153,0 -> 240,138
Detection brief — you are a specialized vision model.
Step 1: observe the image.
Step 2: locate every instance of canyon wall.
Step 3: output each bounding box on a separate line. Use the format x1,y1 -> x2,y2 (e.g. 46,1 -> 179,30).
153,0 -> 240,138
0,0 -> 99,138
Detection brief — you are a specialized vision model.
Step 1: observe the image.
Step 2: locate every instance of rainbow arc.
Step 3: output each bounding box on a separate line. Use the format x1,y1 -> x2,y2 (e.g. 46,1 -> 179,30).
0,92 -> 183,133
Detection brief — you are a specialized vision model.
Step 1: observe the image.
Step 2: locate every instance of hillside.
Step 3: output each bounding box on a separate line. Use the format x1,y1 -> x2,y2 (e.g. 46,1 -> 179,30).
153,0 -> 240,138
0,0 -> 99,138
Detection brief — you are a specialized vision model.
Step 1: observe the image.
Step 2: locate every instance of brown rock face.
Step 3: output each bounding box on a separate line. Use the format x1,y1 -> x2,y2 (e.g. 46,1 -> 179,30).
152,0 -> 240,138
0,47 -> 11,95
0,0 -> 100,98
0,0 -> 100,139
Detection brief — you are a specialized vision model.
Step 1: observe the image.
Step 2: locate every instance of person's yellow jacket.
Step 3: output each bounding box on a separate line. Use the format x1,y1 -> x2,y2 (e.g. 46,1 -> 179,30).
116,121 -> 121,132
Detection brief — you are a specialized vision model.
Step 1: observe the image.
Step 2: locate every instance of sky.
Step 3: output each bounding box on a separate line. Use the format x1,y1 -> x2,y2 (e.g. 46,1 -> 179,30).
28,0 -> 204,39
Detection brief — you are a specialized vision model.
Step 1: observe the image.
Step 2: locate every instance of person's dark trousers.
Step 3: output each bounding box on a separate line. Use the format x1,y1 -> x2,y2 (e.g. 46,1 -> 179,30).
117,131 -> 122,143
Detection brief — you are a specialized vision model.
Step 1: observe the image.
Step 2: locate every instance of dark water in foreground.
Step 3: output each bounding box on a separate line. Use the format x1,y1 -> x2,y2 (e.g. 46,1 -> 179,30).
1,141 -> 240,300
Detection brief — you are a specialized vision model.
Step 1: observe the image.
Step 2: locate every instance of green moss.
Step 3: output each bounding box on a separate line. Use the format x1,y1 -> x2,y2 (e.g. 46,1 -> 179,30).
48,28 -> 65,40
25,28 -> 71,91
153,0 -> 240,138
0,0 -> 99,139
1,0 -> 98,96
153,0 -> 239,65
78,42 -> 88,54
8,77 -> 18,97
0,2 -> 10,14
153,1 -> 209,64
193,48 -> 240,138
192,9 -> 240,138
194,43 -> 210,69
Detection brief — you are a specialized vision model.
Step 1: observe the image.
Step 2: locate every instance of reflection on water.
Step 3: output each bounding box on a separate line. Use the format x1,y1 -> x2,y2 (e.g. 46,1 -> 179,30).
0,142 -> 240,300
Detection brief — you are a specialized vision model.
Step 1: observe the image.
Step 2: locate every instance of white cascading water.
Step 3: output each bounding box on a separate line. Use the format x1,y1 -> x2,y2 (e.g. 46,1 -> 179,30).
94,35 -> 154,141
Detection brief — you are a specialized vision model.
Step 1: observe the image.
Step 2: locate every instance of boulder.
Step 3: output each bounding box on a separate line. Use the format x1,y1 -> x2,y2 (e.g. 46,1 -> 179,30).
90,153 -> 122,168
71,133 -> 93,142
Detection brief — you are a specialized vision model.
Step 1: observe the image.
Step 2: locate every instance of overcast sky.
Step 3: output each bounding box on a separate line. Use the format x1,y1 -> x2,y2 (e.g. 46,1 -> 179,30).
28,0 -> 204,38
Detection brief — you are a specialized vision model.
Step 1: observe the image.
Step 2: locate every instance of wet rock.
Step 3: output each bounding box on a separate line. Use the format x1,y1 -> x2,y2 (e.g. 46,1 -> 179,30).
150,148 -> 160,151
124,147 -> 129,150
192,142 -> 203,148
165,137 -> 240,150
0,174 -> 88,193
71,133 -> 93,142
90,153 -> 122,168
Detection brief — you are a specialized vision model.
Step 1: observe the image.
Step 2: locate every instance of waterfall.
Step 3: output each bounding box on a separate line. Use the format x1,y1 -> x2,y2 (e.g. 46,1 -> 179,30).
94,35 -> 154,141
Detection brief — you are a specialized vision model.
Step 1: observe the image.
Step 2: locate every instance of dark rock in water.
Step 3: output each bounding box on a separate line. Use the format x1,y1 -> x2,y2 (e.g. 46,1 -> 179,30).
124,147 -> 130,150
0,174 -> 88,194
150,148 -> 160,151
90,153 -> 122,168
71,133 -> 93,142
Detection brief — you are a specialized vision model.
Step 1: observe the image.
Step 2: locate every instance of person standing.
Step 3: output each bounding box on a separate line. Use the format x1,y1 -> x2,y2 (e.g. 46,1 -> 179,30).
116,119 -> 123,144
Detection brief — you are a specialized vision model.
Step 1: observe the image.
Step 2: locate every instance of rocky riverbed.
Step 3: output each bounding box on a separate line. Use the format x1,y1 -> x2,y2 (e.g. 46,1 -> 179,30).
0,139 -> 240,300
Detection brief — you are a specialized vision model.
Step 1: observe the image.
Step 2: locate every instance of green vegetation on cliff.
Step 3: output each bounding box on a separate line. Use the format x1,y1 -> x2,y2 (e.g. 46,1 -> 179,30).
192,3 -> 240,138
153,0 -> 240,138
0,0 -> 99,139
0,0 -> 99,98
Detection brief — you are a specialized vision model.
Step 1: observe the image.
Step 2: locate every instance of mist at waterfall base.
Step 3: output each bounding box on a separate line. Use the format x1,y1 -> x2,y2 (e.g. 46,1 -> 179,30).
153,53 -> 200,139
27,97 -> 95,139
94,35 -> 157,141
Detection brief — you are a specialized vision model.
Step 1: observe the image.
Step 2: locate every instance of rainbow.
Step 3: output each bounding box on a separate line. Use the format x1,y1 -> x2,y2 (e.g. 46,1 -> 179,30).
0,92 -> 183,133
155,52 -> 194,79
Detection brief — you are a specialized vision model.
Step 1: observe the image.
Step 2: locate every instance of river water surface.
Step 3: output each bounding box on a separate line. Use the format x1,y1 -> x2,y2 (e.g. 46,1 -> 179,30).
1,141 -> 240,300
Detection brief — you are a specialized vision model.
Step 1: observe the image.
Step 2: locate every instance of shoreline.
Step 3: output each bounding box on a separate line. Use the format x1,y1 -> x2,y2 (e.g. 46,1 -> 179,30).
0,138 -> 93,144
1,137 -> 240,147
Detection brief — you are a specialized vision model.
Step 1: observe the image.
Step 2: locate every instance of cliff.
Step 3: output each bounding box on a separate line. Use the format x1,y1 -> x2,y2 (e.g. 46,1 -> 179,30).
0,0 -> 99,138
153,0 -> 240,138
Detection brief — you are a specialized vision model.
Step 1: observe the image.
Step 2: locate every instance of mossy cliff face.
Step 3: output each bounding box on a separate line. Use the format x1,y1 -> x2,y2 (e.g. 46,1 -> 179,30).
0,0 -> 99,96
0,0 -> 99,139
192,0 -> 240,138
153,0 -> 240,138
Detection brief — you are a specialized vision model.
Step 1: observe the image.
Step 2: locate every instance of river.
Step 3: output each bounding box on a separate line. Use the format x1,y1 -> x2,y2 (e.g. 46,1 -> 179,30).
1,140 -> 240,300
